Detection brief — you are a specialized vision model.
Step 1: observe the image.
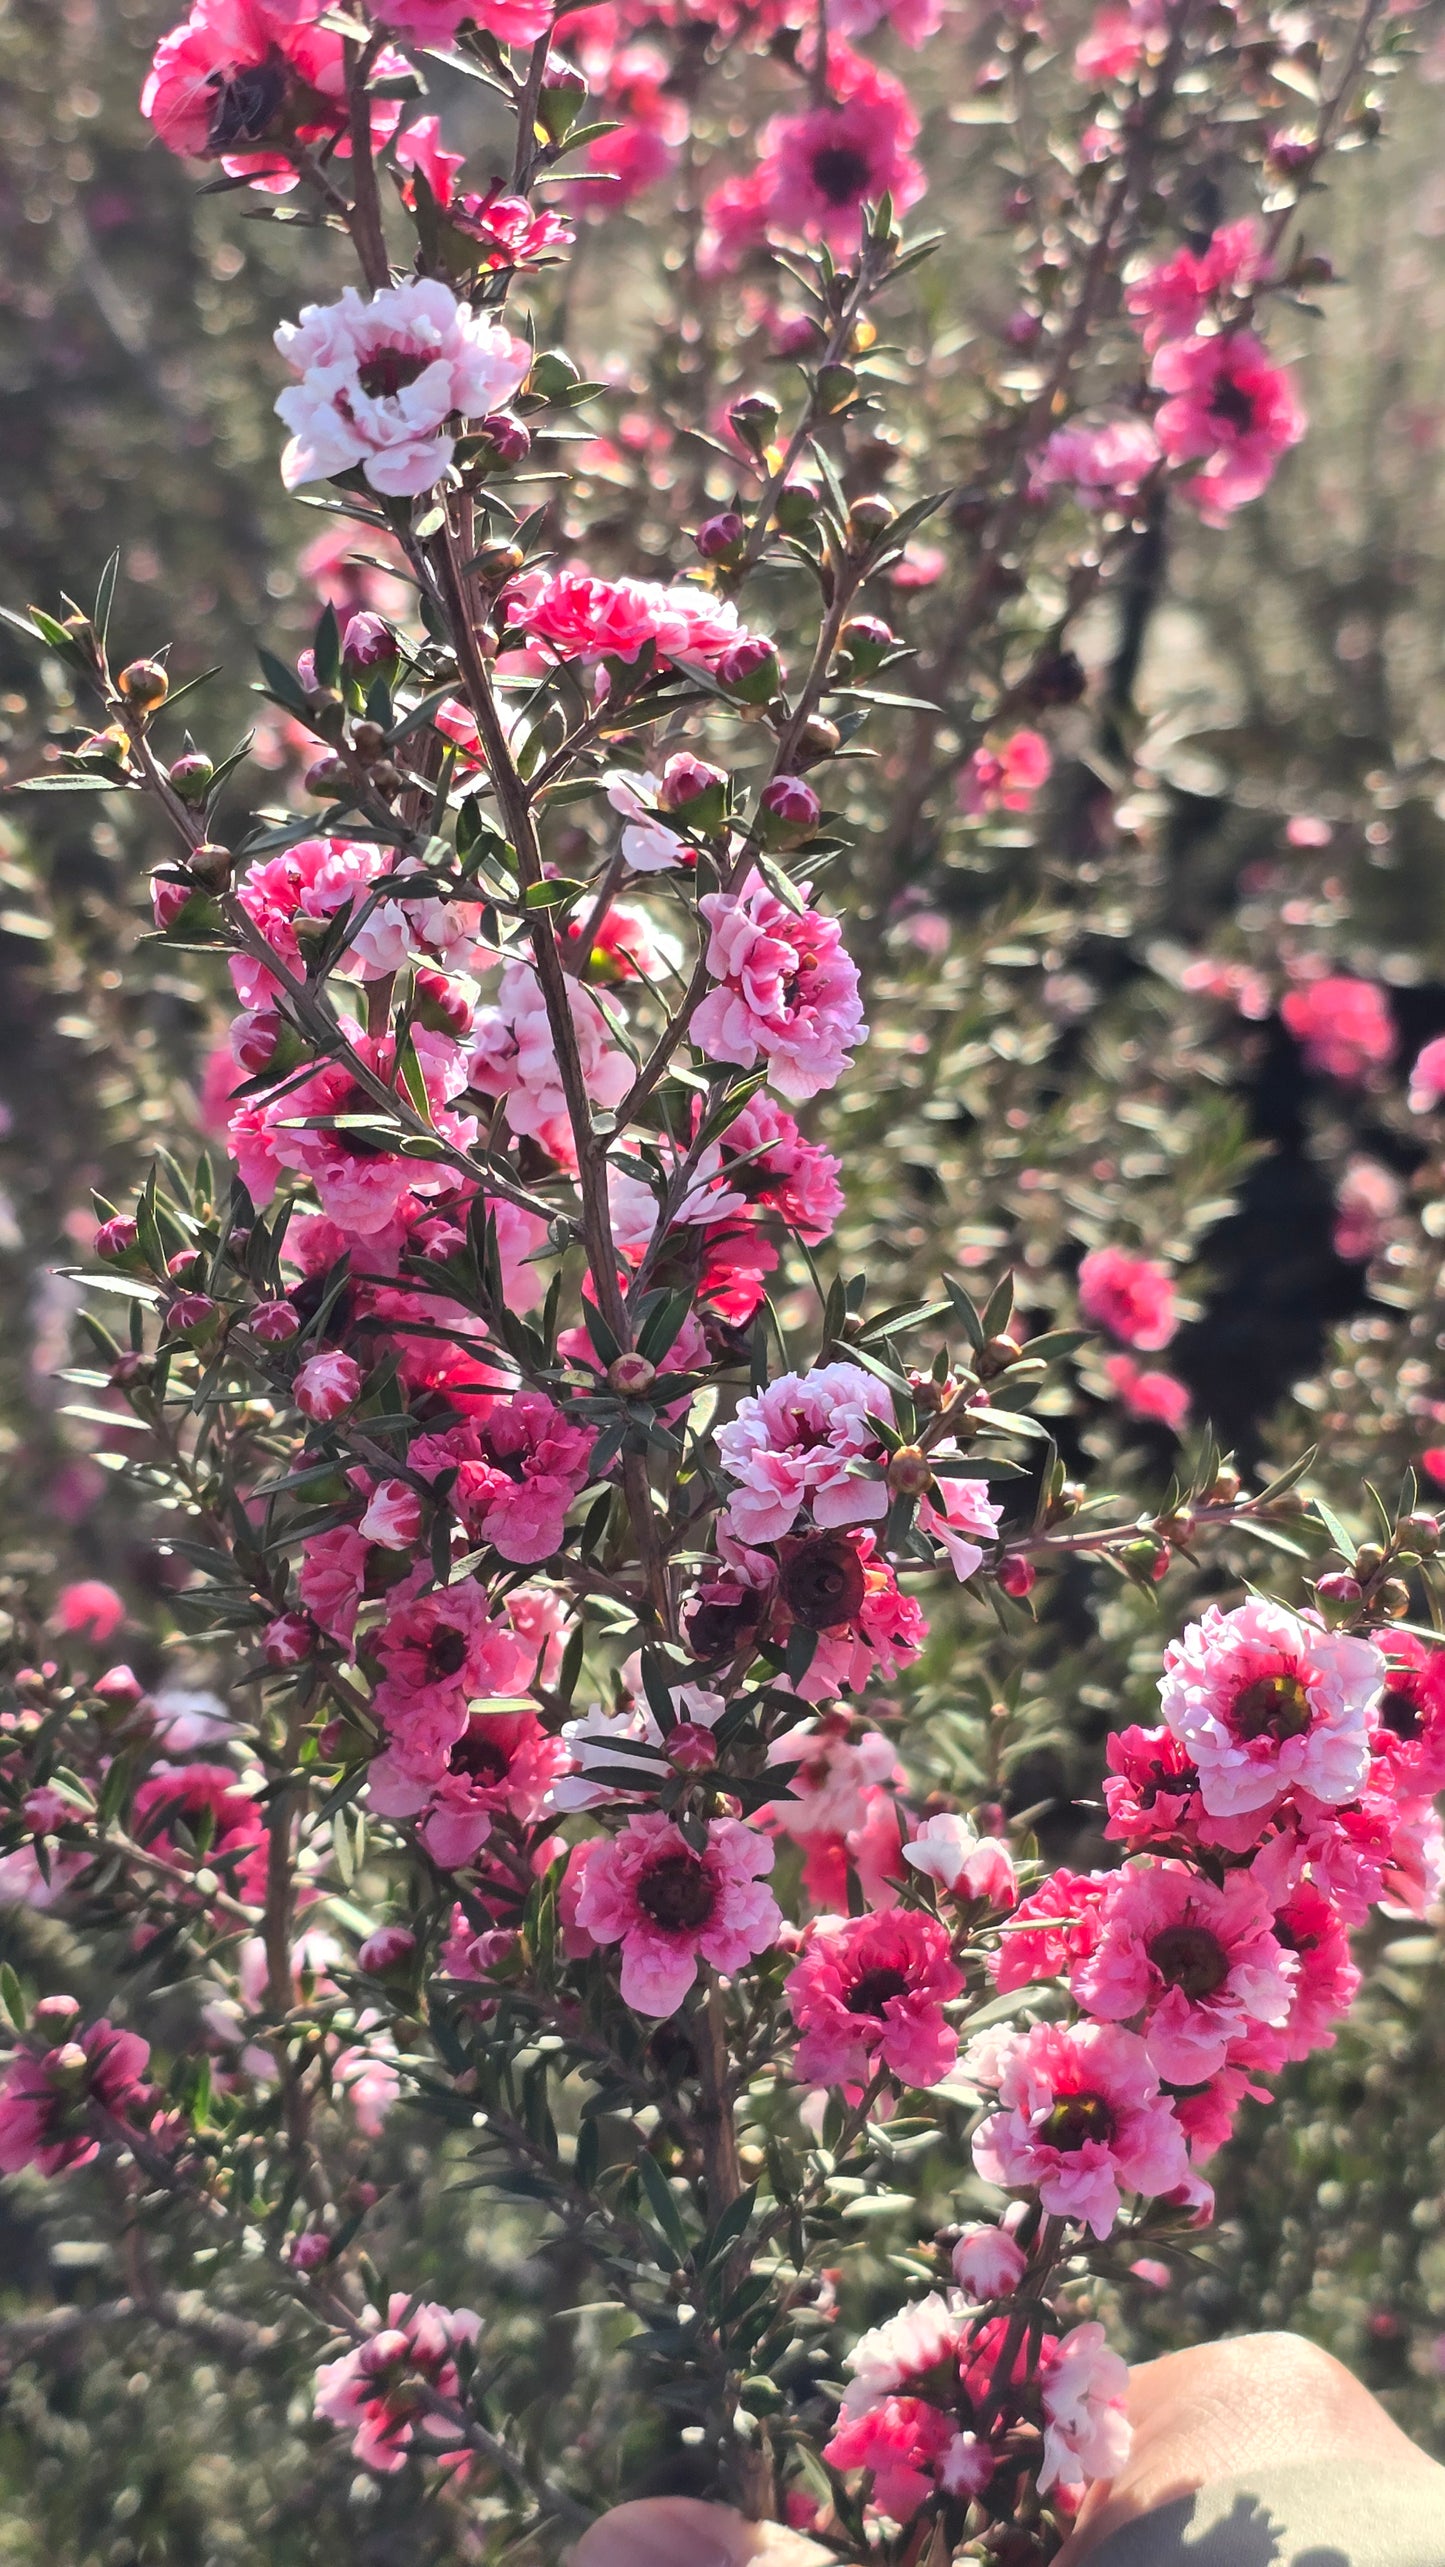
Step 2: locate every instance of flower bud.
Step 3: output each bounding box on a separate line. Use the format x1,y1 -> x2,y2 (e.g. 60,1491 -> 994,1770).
151,875 -> 195,931
33,1993 -> 82,2034
1208,1464 -> 1242,1505
472,543 -> 526,584
96,1215 -> 139,1260
305,754 -> 351,797
775,480 -> 821,533
289,2229 -> 333,2272
816,363 -> 857,415
358,1478 -> 424,1550
537,54 -> 587,142
166,1248 -> 205,1286
233,1010 -> 283,1077
413,967 -> 473,1037
729,392 -> 780,456
164,1291 -> 218,1337
952,2224 -> 1027,2301
838,613 -> 895,674
887,1446 -> 934,1499
168,752 -> 214,802
846,493 -> 896,544
1405,1511 -> 1440,1554
607,1353 -> 657,1398
667,1722 -> 718,1772
93,1664 -> 146,1709
997,1554 -> 1036,1598
796,714 -> 841,766
248,1299 -> 300,1343
1353,1542 -> 1386,1580
472,412 -> 532,468
357,1925 -> 417,1976
758,774 -> 820,849
696,511 -> 746,564
1314,1570 -> 1362,1619
295,1349 -> 363,1423
366,759 -> 404,799
116,659 -> 169,712
340,611 -> 397,677
187,840 -> 233,892
1025,647 -> 1087,708
717,635 -> 781,705
1378,1577 -> 1412,1619
350,720 -> 388,762
659,753 -> 728,829
264,1613 -> 316,1668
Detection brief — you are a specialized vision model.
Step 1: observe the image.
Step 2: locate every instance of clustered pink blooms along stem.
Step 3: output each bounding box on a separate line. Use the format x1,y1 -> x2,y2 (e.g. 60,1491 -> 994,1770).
1,0 -> 1436,2555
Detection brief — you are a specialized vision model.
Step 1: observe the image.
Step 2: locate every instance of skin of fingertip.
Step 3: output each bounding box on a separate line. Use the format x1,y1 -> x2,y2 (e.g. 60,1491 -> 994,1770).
1055,2333 -> 1445,2567
568,2493 -> 831,2567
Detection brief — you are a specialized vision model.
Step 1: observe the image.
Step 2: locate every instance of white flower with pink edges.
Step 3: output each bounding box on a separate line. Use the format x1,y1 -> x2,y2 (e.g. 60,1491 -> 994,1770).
693,870 -> 866,1102
275,280 -> 530,498
717,1362 -> 888,1546
1158,1598 -> 1383,1821
1038,2322 -> 1132,2493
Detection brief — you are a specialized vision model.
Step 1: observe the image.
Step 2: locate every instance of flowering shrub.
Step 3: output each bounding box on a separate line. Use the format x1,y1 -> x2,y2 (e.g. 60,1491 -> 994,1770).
2,0 -> 1442,2555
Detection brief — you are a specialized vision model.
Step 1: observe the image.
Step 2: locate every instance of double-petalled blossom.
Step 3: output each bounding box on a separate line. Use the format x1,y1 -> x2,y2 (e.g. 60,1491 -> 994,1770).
717,1362 -> 887,1546
693,871 -> 866,1102
572,1812 -> 780,2015
1071,1861 -> 1296,2082
313,2296 -> 481,2473
1157,1599 -> 1383,1822
275,281 -> 531,497
786,1908 -> 964,2091
0,2014 -> 152,2177
968,2018 -> 1193,2238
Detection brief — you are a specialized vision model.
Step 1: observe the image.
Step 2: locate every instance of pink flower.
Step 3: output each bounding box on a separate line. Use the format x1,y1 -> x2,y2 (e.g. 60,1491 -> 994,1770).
1030,414 -> 1162,505
905,1814 -> 1018,1908
959,730 -> 1053,815
915,1472 -> 1003,1582
385,0 -> 552,39
314,2296 -> 481,2473
1280,975 -> 1395,1080
1039,2323 -> 1132,2493
951,2223 -> 1027,2300
717,1363 -> 888,1546
823,2397 -> 962,2520
693,871 -> 865,1102
1103,1353 -> 1192,1431
1075,7 -> 1147,81
275,281 -> 530,498
142,0 -> 404,180
298,1525 -> 371,1648
369,1711 -> 567,1868
1151,331 -> 1306,522
0,2018 -> 152,2177
1078,1247 -> 1177,1350
1102,1724 -> 1207,1848
408,1394 -> 596,1565
1332,1156 -> 1400,1262
467,960 -> 630,1166
1370,1630 -> 1445,1798
295,1350 -> 362,1422
991,1869 -> 1110,1992
358,1479 -> 424,1551
371,1569 -> 528,1751
133,1764 -> 271,1906
1158,1599 -> 1383,1822
1239,1880 -> 1359,2068
569,43 -> 687,206
503,569 -> 749,672
51,1581 -> 126,1643
786,1908 -> 964,2091
704,47 -> 923,266
969,2018 -> 1192,2238
1128,220 -> 1271,353
1408,1032 -> 1445,1111
1073,1861 -> 1296,2081
573,1812 -> 780,2015
766,1722 -> 904,1846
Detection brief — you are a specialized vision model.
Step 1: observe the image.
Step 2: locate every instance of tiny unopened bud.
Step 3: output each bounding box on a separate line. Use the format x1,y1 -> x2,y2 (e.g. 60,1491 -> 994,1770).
165,1291 -> 218,1336
366,759 -> 403,799
186,840 -> 233,891
264,1612 -> 315,1667
1378,1577 -> 1412,1619
166,1248 -> 205,1285
295,1349 -> 363,1422
796,714 -> 841,766
116,659 -> 168,712
887,1446 -> 934,1499
289,2229 -> 333,2272
607,1353 -> 657,1398
696,511 -> 746,564
350,720 -> 388,762
249,1299 -> 300,1343
997,1554 -> 1036,1598
358,1925 -> 417,1976
978,1332 -> 1021,1379
537,53 -> 587,142
305,755 -> 351,797
168,752 -> 214,802
93,1664 -> 145,1708
846,493 -> 896,543
472,543 -> 526,584
717,635 -> 781,705
1404,1510 -> 1440,1553
151,875 -> 194,931
1208,1464 -> 1242,1506
96,1215 -> 139,1261
729,392 -> 780,455
1353,1542 -> 1386,1580
413,966 -> 473,1036
473,412 -> 531,467
758,772 -> 820,847
838,613 -> 895,673
340,611 -> 396,676
659,753 -> 728,820
33,1993 -> 82,2033
774,480 -> 821,532
1315,1570 -> 1363,1611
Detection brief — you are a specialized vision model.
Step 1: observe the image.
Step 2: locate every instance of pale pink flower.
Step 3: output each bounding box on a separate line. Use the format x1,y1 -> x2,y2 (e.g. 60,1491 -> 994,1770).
1031,414 -> 1162,504
573,1812 -> 780,2015
467,960 -> 630,1166
915,1472 -> 1004,1581
314,2295 -> 481,2473
0,2017 -> 151,2177
1039,2323 -> 1132,2493
1151,331 -> 1306,522
295,1349 -> 362,1422
717,1363 -> 888,1546
1408,1033 -> 1445,1111
275,281 -> 530,498
1078,1246 -> 1177,1349
951,2223 -> 1027,2300
694,870 -> 865,1102
358,1479 -> 424,1551
1158,1599 -> 1383,1821
1332,1157 -> 1401,1262
905,1814 -> 1018,1907
766,1724 -> 904,1844
604,770 -> 689,873
959,730 -> 1052,816
1281,975 -> 1394,1079
1234,1880 -> 1360,2069
970,2018 -> 1192,2237
1073,1860 -> 1296,2081
786,1908 -> 964,2091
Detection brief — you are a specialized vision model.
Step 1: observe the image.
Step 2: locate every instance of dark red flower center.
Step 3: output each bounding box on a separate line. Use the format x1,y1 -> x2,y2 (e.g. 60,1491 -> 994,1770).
810,143 -> 873,206
846,1967 -> 912,2017
1377,1683 -> 1422,1743
636,1853 -> 716,1934
1042,2090 -> 1115,2150
1148,1922 -> 1229,1999
779,1531 -> 867,1630
206,54 -> 287,151
357,345 -> 434,401
424,1623 -> 470,1681
1209,373 -> 1258,436
1231,1671 -> 1312,1743
448,1724 -> 508,1784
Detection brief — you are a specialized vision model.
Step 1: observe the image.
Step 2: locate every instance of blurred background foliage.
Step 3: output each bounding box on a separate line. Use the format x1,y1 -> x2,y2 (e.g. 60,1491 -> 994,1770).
4,0 -> 1445,2557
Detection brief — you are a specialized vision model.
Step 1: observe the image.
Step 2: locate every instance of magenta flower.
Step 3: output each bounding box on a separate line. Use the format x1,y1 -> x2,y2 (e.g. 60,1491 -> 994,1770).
369,1710 -> 568,1869
1151,330 -> 1306,522
1158,1599 -> 1383,1822
573,1812 -> 780,2016
133,1764 -> 271,1906
694,870 -> 866,1103
1077,1246 -> 1177,1350
1102,1724 -> 1208,1849
959,730 -> 1052,816
969,2018 -> 1192,2238
1280,975 -> 1394,1080
716,1362 -> 888,1547
1369,1630 -> 1445,1800
1031,414 -> 1162,505
275,281 -> 531,499
1073,1860 -> 1296,2082
786,1908 -> 964,2091
51,1580 -> 126,1643
1103,1353 -> 1191,1432
0,2017 -> 151,2178
372,1567 -> 530,1761
1127,220 -> 1270,354
313,2295 -> 481,2474
503,569 -> 750,672
142,0 -> 404,182
408,1393 -> 597,1566
1234,1880 -> 1359,2070
824,2397 -> 967,2521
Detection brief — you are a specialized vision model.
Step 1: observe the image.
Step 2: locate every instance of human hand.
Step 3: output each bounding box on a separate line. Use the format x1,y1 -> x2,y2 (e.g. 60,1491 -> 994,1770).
570,2494 -> 832,2567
